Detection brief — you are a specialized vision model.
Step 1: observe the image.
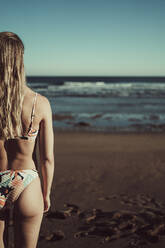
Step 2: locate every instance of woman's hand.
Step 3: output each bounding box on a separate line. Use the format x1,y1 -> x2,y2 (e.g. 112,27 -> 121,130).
43,195 -> 50,213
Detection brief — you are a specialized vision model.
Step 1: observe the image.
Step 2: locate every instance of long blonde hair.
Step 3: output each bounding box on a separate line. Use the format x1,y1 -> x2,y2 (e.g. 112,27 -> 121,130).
0,32 -> 25,140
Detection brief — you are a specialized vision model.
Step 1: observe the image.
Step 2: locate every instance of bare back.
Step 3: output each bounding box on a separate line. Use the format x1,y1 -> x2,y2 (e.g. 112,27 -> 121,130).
0,87 -> 52,171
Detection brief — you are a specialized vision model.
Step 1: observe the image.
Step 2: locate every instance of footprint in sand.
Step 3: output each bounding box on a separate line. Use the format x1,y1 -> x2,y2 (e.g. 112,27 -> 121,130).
74,200 -> 165,246
46,203 -> 80,219
98,193 -> 165,210
127,234 -> 148,248
44,195 -> 165,246
46,210 -> 67,219
120,193 -> 165,210
63,203 -> 80,216
78,208 -> 102,220
40,230 -> 65,242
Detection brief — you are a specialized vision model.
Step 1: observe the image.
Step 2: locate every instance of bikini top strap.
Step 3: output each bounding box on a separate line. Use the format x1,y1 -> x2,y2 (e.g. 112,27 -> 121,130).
30,92 -> 38,126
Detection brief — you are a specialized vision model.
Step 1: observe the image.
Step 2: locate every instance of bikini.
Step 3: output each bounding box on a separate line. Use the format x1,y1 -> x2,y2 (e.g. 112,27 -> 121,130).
0,92 -> 39,210
14,92 -> 39,141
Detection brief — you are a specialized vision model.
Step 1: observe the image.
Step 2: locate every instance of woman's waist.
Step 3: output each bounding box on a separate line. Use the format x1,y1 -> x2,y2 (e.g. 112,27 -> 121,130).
0,157 -> 37,171
0,168 -> 38,174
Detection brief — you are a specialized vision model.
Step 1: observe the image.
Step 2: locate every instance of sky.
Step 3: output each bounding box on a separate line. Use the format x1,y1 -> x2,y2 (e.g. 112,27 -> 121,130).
0,0 -> 165,76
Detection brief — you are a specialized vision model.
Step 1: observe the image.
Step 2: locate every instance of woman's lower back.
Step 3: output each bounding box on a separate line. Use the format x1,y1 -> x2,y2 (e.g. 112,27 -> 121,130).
8,157 -> 36,170
0,139 -> 37,171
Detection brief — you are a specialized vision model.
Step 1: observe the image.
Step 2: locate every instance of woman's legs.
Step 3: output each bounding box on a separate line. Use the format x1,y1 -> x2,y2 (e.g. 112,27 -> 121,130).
0,219 -> 4,248
0,208 -> 10,248
14,177 -> 44,248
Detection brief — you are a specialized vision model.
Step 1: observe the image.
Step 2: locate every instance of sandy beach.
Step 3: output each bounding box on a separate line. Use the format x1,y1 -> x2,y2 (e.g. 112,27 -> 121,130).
38,131 -> 165,248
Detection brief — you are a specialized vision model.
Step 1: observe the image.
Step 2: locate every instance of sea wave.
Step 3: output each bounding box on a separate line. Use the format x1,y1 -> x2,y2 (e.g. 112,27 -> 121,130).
28,81 -> 165,98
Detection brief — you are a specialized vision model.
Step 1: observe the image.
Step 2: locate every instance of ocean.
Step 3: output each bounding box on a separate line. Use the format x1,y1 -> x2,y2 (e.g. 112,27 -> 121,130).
27,76 -> 165,133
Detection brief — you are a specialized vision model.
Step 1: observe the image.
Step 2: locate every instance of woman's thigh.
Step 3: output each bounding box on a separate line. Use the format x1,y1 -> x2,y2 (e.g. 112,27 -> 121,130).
0,220 -> 4,248
14,176 -> 44,248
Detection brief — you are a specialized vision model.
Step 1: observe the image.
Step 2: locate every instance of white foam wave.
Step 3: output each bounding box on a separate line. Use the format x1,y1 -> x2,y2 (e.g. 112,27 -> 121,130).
30,81 -> 165,98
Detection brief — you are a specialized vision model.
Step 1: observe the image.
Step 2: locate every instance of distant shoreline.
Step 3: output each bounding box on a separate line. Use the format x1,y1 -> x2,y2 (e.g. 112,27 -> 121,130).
27,75 -> 165,83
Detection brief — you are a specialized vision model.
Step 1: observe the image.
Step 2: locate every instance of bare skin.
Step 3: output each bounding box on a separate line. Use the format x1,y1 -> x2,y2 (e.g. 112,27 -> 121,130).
0,85 -> 54,248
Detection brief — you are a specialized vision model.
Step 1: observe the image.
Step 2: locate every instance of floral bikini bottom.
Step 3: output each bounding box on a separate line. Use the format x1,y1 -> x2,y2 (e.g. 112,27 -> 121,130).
0,169 -> 38,209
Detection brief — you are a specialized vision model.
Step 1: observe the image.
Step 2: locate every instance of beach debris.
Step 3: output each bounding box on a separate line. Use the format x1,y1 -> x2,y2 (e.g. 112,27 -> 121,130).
78,208 -> 102,220
45,210 -> 67,219
74,194 -> 165,246
85,214 -> 97,223
118,221 -> 135,231
63,203 -> 80,216
119,193 -> 165,210
45,230 -> 65,241
46,203 -> 80,220
74,231 -> 88,238
127,234 -> 148,247
74,121 -> 91,127
42,194 -> 165,246
100,232 -> 123,243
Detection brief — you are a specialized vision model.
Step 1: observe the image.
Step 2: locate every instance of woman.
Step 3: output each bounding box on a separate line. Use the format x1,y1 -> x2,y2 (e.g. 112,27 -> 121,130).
0,32 -> 54,247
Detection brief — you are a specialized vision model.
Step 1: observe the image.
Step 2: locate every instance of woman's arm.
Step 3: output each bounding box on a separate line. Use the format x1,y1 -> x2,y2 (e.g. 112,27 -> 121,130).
39,96 -> 54,212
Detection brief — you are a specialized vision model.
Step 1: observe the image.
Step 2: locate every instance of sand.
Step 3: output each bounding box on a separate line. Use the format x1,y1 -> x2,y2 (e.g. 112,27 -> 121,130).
38,131 -> 165,248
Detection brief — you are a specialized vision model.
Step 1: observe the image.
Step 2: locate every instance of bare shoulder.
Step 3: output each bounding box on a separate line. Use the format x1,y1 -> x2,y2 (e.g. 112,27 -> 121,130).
37,93 -> 50,107
36,93 -> 52,119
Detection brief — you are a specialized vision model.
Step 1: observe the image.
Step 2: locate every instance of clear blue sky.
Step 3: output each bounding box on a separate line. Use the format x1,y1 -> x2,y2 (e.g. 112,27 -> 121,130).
1,0 -> 165,76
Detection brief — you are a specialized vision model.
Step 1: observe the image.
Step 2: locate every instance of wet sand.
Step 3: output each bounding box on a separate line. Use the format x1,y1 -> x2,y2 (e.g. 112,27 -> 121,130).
39,131 -> 165,248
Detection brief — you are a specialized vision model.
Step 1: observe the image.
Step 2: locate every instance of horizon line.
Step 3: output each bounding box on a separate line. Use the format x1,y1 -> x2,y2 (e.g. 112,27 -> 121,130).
27,75 -> 165,78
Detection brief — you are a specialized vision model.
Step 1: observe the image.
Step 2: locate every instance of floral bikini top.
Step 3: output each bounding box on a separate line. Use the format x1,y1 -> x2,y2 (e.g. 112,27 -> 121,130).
14,92 -> 39,141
